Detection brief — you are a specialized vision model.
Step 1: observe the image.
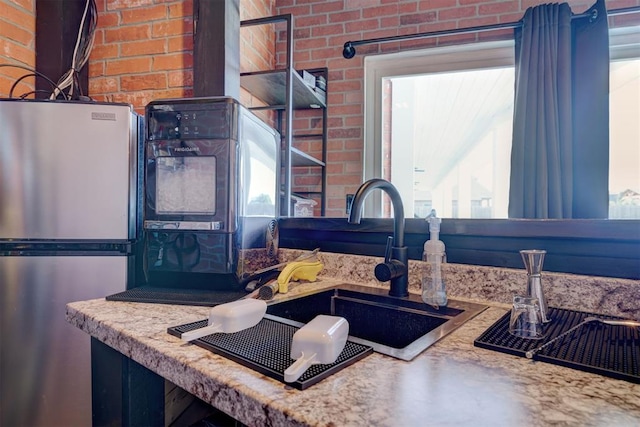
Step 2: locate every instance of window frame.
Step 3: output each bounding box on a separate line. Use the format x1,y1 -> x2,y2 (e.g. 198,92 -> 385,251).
342,26 -> 640,279
363,40 -> 515,217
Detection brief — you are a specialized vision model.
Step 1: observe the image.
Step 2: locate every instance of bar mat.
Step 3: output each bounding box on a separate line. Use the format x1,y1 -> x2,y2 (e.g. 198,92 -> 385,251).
106,286 -> 247,306
168,317 -> 373,390
474,307 -> 640,383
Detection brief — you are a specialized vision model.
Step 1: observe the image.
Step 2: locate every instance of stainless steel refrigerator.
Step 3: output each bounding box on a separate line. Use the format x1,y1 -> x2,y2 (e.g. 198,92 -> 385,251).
0,99 -> 142,426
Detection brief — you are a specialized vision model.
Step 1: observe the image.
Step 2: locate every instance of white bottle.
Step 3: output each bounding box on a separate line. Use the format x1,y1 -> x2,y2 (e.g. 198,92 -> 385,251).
421,210 -> 447,307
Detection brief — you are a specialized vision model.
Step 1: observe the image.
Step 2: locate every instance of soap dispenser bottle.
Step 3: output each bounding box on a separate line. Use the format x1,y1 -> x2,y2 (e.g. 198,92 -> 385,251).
422,210 -> 447,307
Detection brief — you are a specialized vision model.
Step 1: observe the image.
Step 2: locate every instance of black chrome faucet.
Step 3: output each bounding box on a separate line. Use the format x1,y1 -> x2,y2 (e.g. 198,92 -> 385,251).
347,179 -> 409,298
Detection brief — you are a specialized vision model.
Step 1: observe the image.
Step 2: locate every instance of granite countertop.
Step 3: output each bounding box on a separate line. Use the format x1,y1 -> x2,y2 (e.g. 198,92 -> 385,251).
66,252 -> 640,426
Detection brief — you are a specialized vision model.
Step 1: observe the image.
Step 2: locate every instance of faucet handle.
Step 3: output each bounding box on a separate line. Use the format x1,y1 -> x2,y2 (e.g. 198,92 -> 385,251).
375,259 -> 405,282
376,236 -> 404,283
383,235 -> 393,263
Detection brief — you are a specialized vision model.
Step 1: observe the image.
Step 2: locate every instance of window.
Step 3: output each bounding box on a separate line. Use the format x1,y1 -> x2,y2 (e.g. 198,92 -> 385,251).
364,27 -> 639,219
609,27 -> 640,219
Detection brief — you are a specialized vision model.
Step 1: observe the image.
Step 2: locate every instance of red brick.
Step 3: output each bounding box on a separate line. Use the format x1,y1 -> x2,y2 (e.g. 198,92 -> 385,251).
168,70 -> 193,88
479,1 -> 520,16
90,43 -> 118,60
312,23 -> 346,37
345,0 -> 378,9
344,116 -> 362,128
169,1 -> 192,18
345,18 -> 381,33
312,1 -> 343,14
419,0 -> 456,9
296,37 -> 328,50
293,27 -> 311,40
152,18 -> 192,38
294,174 -> 322,187
400,11 -> 438,25
121,39 -> 166,56
10,0 -> 33,11
459,16 -> 500,28
363,5 -> 401,19
499,12 -> 526,23
0,1 -> 34,26
398,2 -> 418,13
329,10 -> 361,23
328,127 -> 361,139
311,47 -> 342,61
168,35 -> 193,53
344,160 -> 363,174
104,24 -> 151,43
92,28 -> 105,45
327,171 -> 363,185
328,79 -> 361,93
345,90 -> 363,105
105,57 -> 151,75
381,16 -> 400,27
459,0 -> 491,4
1,39 -> 34,65
2,20 -> 34,45
88,61 -> 105,77
153,52 -> 193,71
121,5 -> 167,24
89,76 -> 119,94
120,73 -> 167,91
438,6 -> 478,21
106,0 -> 154,11
277,4 -> 311,17
295,14 -> 328,27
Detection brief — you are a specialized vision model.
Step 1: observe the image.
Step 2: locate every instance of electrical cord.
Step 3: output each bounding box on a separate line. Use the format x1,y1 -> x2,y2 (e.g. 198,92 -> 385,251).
0,64 -> 69,100
51,0 -> 97,99
19,90 -> 58,99
1,0 -> 96,100
9,73 -> 37,98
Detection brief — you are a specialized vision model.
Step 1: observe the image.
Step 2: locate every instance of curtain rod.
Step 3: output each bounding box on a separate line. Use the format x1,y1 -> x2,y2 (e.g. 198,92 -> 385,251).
342,6 -> 640,58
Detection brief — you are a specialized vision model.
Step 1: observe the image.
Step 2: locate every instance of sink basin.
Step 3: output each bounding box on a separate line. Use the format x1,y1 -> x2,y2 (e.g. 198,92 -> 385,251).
266,284 -> 488,361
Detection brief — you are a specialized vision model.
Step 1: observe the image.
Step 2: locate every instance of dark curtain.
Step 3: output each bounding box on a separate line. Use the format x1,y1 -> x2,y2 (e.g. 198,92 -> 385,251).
508,0 -> 610,219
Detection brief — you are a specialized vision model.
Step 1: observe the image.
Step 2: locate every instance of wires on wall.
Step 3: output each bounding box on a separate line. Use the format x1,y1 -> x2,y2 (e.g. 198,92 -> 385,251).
0,64 -> 69,100
51,0 -> 98,100
1,0 -> 97,100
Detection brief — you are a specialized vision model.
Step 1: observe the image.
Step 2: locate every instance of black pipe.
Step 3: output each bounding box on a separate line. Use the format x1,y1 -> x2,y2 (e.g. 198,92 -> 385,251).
342,6 -> 640,58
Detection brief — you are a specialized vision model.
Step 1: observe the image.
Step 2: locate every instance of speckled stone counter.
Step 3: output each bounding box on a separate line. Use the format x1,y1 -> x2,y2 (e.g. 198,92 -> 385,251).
66,252 -> 640,427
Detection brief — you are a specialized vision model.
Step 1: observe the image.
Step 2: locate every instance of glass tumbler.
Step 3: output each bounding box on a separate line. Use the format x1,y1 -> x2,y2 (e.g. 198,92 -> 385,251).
508,295 -> 544,339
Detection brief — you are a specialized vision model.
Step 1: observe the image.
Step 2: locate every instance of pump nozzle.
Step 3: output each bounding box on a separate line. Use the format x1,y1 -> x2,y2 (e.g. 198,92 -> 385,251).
426,209 -> 441,235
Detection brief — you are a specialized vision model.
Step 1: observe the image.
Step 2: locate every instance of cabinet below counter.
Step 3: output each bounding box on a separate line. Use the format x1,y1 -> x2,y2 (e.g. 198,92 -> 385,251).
66,278 -> 640,427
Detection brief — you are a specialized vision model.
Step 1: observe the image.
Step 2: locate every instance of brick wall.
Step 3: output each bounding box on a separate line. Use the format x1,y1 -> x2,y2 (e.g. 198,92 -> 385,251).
0,0 -> 36,98
88,0 -> 194,114
87,0 -> 274,114
274,0 -> 640,217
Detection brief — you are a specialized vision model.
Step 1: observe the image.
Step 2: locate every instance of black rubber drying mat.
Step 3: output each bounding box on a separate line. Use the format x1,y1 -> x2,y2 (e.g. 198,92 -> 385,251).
474,307 -> 640,383
168,317 -> 373,390
106,286 -> 247,306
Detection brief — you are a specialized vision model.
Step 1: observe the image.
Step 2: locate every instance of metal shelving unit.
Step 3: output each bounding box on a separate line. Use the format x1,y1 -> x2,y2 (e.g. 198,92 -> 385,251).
240,14 -> 327,216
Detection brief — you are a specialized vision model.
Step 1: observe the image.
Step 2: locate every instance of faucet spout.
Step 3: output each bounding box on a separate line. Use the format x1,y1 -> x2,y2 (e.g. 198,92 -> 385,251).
348,179 -> 405,245
348,179 -> 408,297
